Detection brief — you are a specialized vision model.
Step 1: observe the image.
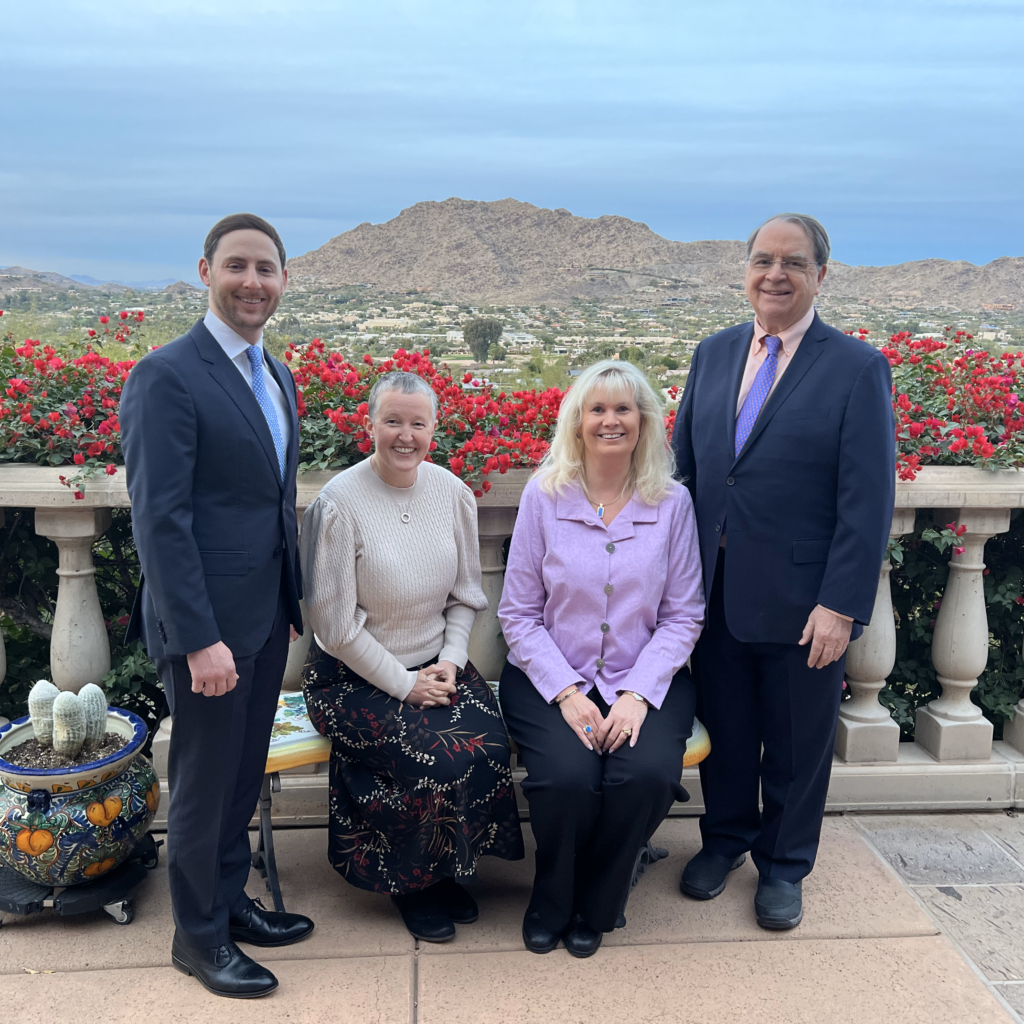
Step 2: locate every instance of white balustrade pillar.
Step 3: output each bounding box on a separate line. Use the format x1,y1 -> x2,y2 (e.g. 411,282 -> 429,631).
916,507 -> 1009,761
835,508 -> 916,763
468,506 -> 518,682
35,507 -> 113,693
281,598 -> 312,692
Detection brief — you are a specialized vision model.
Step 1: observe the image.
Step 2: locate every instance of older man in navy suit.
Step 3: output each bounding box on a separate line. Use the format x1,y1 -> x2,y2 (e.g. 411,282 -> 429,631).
121,214 -> 313,997
672,214 -> 895,929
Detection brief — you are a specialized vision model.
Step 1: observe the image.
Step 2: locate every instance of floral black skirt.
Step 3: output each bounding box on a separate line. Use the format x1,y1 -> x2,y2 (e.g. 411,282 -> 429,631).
302,639 -> 525,894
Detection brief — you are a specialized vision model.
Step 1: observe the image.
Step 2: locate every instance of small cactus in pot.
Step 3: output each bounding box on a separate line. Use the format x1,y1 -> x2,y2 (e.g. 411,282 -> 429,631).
28,681 -> 59,747
79,684 -> 108,751
52,692 -> 88,760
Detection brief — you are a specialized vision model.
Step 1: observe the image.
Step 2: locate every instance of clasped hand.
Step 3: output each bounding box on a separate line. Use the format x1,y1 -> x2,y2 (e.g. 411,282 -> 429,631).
556,686 -> 648,754
406,660 -> 459,708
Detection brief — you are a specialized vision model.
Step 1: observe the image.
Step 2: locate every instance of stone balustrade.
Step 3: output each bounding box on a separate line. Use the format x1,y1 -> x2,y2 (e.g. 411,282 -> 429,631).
4,463 -> 1024,813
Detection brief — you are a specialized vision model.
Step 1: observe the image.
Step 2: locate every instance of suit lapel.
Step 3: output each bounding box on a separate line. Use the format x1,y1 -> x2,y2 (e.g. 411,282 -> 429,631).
733,313 -> 829,465
190,321 -> 284,488
725,323 -> 755,457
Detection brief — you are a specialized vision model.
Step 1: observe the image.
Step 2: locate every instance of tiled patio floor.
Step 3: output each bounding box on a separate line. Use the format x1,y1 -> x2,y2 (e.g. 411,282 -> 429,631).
2,814 -> 1023,1023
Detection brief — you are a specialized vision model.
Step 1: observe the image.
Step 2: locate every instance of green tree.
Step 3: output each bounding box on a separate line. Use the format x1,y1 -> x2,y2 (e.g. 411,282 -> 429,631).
463,318 -> 503,362
487,341 -> 506,362
619,346 -> 646,366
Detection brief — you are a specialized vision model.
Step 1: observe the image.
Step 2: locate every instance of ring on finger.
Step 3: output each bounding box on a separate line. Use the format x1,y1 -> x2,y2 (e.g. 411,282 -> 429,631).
621,727 -> 632,737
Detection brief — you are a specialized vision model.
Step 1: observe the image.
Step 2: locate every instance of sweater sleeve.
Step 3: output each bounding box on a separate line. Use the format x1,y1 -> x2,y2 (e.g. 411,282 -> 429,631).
439,483 -> 489,668
299,494 -> 416,701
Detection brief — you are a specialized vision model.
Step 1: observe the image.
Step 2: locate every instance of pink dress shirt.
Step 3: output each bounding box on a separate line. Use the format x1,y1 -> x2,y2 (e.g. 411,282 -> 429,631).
498,475 -> 705,710
735,305 -> 817,415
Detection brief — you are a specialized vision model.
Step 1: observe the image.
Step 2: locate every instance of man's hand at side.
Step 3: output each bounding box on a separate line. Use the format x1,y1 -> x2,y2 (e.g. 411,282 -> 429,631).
798,605 -> 853,669
187,641 -> 238,696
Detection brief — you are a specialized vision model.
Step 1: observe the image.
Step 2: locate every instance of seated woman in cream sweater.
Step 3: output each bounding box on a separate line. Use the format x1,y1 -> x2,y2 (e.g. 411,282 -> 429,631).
300,371 -> 524,943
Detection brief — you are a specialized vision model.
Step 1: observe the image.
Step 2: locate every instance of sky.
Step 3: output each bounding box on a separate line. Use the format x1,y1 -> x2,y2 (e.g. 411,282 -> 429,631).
2,0 -> 1023,284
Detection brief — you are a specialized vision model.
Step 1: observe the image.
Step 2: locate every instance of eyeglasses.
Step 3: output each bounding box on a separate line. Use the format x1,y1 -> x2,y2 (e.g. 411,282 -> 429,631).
746,257 -> 819,273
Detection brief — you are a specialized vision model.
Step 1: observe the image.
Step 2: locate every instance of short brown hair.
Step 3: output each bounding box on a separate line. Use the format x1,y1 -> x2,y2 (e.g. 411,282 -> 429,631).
203,213 -> 286,270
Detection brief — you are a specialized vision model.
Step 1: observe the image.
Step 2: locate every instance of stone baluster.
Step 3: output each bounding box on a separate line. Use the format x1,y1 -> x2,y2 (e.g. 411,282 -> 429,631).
35,507 -> 113,693
468,506 -> 518,682
281,598 -> 312,692
916,507 -> 1010,761
835,508 -> 917,763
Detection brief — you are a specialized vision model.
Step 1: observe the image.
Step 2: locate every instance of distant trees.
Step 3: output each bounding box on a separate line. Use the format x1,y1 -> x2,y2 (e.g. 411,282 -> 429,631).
463,317 -> 503,362
619,346 -> 646,366
487,342 -> 506,362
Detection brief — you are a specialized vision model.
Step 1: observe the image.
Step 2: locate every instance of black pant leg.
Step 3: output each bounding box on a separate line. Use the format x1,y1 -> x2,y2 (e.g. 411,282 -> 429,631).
499,662 -> 604,934
694,552 -> 763,859
577,669 -> 695,932
751,642 -> 844,881
160,590 -> 289,947
221,594 -> 291,916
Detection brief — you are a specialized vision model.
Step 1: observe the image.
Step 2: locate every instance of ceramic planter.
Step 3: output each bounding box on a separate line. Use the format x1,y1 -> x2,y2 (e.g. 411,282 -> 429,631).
0,708 -> 159,887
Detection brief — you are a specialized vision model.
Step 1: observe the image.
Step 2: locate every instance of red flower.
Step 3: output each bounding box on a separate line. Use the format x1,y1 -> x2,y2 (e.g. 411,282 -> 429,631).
73,452 -> 85,465
99,316 -> 110,324
105,464 -> 117,476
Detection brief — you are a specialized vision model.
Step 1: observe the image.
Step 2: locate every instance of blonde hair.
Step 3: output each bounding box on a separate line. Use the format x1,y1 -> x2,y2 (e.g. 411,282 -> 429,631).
538,360 -> 674,506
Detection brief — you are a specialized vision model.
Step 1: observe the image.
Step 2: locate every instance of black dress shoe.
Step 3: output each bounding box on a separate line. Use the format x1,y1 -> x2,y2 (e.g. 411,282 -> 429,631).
436,878 -> 478,924
563,915 -> 602,958
522,910 -> 560,954
679,849 -> 747,900
755,877 -> 803,930
391,888 -> 456,943
229,898 -> 315,947
171,933 -> 278,999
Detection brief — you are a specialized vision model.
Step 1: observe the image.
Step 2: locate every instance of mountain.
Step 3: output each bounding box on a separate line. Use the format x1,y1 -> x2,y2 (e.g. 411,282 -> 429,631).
287,198 -> 1024,309
0,266 -> 126,296
70,274 -> 178,291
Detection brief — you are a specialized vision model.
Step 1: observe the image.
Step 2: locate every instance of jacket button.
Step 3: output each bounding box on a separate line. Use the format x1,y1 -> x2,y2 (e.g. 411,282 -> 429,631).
596,658 -> 606,669
600,622 -> 610,633
726,477 -> 735,486
715,523 -> 721,532
606,542 -> 615,553
604,583 -> 614,595
273,546 -> 282,557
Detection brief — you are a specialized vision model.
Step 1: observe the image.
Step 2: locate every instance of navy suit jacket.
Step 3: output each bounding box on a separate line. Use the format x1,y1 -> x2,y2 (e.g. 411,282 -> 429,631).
120,319 -> 303,659
672,313 -> 895,645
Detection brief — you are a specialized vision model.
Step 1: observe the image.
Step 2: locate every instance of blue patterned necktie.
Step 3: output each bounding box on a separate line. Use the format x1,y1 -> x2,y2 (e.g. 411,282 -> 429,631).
245,344 -> 286,482
734,335 -> 783,457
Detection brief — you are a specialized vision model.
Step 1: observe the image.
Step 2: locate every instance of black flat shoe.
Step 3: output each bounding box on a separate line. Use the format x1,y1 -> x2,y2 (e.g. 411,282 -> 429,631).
436,878 -> 479,924
171,933 -> 278,999
522,911 -> 560,954
391,889 -> 456,943
755,877 -> 803,930
229,897 -> 315,947
679,849 -> 747,900
563,915 -> 602,958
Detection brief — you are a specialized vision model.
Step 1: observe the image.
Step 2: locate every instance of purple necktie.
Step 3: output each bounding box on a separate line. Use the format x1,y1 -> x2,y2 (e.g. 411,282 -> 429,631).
735,335 -> 782,457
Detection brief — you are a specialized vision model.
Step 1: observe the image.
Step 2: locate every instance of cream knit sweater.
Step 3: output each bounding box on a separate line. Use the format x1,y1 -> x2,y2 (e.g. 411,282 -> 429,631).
300,458 -> 488,700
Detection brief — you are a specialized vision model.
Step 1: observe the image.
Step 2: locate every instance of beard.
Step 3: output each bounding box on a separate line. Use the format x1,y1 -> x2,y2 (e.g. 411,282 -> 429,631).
209,279 -> 281,334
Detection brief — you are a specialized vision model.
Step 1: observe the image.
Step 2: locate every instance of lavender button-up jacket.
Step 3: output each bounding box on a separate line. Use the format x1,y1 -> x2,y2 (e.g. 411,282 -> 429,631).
498,475 -> 705,709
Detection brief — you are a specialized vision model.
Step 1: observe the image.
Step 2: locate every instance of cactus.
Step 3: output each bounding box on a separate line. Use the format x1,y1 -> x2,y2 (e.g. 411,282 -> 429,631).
79,684 -> 108,750
52,692 -> 86,761
28,680 -> 60,748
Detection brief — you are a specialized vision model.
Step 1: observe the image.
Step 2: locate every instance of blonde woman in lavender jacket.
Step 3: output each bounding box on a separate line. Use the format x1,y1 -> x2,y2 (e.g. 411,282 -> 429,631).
498,360 -> 704,959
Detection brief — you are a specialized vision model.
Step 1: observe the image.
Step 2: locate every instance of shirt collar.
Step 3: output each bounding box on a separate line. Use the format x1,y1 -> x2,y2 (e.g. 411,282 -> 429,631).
204,308 -> 263,362
554,481 -> 659,527
751,305 -> 816,356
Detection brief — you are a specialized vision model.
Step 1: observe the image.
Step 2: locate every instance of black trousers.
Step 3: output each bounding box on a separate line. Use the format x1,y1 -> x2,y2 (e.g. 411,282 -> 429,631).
156,588 -> 290,948
693,550 -> 844,882
499,661 -> 694,934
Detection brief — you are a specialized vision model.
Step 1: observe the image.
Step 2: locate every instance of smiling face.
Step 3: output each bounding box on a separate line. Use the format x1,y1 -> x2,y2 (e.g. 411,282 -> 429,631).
580,384 -> 641,469
744,219 -> 827,334
198,228 -> 287,343
364,390 -> 436,487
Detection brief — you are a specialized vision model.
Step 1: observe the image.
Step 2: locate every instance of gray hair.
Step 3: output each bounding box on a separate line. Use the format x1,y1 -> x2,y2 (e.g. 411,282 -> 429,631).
746,213 -> 830,266
367,371 -> 438,420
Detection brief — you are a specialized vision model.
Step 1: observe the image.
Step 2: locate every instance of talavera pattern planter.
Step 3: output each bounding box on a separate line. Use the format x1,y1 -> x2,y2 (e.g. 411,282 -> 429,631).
0,708 -> 159,887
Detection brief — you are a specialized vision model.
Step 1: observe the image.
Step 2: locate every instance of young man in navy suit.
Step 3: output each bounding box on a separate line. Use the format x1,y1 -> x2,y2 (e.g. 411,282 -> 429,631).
121,214 -> 313,997
672,214 -> 895,929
